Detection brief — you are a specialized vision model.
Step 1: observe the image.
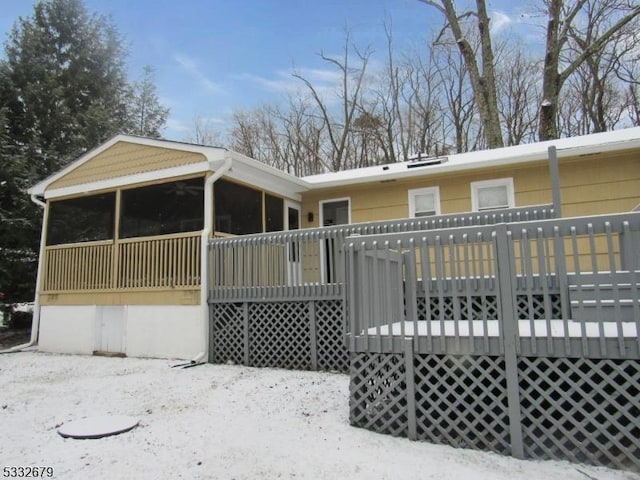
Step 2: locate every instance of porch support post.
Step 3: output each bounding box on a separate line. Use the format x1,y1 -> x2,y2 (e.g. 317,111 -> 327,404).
548,146 -> 562,217
111,189 -> 122,289
495,224 -> 524,459
404,337 -> 417,440
309,301 -> 318,371
243,302 -> 250,366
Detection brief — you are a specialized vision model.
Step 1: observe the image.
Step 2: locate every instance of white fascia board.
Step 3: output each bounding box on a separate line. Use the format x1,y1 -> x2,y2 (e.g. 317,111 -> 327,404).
302,127 -> 640,189
29,134 -> 229,196
224,151 -> 309,201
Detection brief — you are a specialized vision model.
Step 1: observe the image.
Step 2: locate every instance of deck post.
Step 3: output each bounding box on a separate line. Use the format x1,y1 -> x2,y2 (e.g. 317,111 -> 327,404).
548,146 -> 562,218
494,224 -> 524,459
243,302 -> 250,366
309,300 -> 318,370
404,337 -> 417,440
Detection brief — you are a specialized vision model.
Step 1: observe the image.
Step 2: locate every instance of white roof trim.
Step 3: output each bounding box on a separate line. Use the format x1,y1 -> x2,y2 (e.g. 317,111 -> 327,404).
28,127 -> 640,197
302,127 -> 640,188
29,134 -> 310,198
44,161 -> 213,199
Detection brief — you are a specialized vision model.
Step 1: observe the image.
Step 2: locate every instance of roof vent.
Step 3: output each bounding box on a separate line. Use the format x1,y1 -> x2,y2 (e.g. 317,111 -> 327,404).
405,153 -> 448,169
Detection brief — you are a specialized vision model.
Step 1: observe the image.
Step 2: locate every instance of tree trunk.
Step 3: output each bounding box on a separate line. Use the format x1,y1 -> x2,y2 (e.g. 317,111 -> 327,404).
421,0 -> 504,149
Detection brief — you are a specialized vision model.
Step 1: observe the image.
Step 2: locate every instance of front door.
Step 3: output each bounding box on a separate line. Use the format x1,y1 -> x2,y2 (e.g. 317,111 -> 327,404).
320,198 -> 350,283
285,202 -> 302,285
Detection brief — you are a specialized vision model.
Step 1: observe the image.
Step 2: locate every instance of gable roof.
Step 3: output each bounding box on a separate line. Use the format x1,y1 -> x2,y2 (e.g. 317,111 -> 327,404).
29,134 -> 309,200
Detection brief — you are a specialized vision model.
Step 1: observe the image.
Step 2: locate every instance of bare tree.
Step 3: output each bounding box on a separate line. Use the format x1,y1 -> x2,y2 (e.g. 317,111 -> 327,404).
433,32 -> 481,152
292,33 -> 372,171
539,0 -> 640,140
227,99 -> 329,176
619,54 -> 640,126
228,110 -> 261,160
418,0 -> 503,149
403,44 -> 448,156
495,45 -> 540,145
184,115 -> 224,146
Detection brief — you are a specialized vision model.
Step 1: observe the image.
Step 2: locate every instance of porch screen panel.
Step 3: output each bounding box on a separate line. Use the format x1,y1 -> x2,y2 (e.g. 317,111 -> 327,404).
265,194 -> 284,232
214,179 -> 262,235
46,193 -> 115,245
120,177 -> 204,238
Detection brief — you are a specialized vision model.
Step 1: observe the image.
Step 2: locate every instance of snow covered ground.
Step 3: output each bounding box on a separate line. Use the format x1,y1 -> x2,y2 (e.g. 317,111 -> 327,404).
1,352 -> 638,480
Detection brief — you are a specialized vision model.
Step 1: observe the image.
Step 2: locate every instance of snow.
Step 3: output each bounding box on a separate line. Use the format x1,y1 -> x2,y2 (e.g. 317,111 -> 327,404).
301,127 -> 640,188
366,320 -> 638,337
1,352 -> 637,480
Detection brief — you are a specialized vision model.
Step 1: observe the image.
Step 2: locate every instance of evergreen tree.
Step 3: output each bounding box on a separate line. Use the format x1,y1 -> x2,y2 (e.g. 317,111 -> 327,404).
2,0 -> 131,175
0,104 -> 40,304
0,0 -> 168,305
126,65 -> 169,138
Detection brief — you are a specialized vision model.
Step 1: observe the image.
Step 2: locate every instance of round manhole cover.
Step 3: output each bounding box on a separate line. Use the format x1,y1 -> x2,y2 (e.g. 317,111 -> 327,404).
58,415 -> 139,439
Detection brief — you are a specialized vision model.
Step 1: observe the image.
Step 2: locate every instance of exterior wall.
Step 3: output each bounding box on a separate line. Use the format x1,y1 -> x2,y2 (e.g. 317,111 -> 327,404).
125,305 -> 204,359
38,304 -> 204,359
39,305 -> 96,355
559,151 -> 639,217
300,149 -> 640,228
47,142 -> 207,190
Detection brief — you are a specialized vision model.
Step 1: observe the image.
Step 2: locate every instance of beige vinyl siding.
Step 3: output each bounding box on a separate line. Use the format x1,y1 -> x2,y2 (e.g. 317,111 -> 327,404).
301,150 -> 639,228
558,152 -> 639,216
39,289 -> 200,306
48,142 -> 207,190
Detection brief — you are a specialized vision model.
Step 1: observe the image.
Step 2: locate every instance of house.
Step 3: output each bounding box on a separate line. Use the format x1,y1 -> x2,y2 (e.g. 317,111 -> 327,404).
25,128 -> 640,360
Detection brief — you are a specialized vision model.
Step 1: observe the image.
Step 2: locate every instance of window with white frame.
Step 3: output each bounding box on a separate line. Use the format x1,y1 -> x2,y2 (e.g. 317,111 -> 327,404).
471,178 -> 515,211
408,186 -> 441,217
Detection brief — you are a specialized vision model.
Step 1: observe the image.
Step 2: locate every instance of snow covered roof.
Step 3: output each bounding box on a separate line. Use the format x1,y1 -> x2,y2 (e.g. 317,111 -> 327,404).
302,127 -> 640,188
28,128 -> 640,199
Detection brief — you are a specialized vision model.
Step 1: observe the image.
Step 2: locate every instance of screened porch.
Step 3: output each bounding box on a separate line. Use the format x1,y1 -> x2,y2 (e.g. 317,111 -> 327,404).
40,175 -> 294,294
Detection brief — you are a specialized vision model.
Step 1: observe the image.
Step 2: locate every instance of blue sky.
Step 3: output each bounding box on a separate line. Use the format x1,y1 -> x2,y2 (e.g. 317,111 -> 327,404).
0,0 -> 541,141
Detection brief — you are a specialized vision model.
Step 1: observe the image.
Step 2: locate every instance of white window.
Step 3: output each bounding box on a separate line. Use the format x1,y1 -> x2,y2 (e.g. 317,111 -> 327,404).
320,198 -> 351,226
471,178 -> 515,211
408,187 -> 441,217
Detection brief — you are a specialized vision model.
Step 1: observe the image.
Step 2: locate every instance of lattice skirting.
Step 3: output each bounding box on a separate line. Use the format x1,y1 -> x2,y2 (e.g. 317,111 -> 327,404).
210,303 -> 244,365
349,352 -> 408,436
414,354 -> 510,453
210,300 -> 348,372
349,351 -> 640,472
519,357 -> 640,471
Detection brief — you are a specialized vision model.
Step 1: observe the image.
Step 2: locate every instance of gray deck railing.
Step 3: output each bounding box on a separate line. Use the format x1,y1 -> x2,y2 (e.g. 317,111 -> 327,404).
345,211 -> 640,359
346,211 -> 640,471
208,204 -> 555,302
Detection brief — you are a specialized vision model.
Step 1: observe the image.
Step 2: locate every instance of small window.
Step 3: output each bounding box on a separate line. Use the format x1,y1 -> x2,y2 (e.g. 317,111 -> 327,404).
321,199 -> 350,226
471,178 -> 515,211
408,187 -> 440,217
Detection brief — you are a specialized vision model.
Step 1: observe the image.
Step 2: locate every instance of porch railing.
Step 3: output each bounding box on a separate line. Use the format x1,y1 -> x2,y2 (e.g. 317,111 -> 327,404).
345,211 -> 640,359
208,204 -> 555,301
41,232 -> 201,292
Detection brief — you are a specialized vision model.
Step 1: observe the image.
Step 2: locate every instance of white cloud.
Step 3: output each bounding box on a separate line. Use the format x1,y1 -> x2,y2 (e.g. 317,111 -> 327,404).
232,66 -> 343,99
491,11 -> 512,33
233,72 -> 301,94
173,53 -> 224,94
165,118 -> 191,134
